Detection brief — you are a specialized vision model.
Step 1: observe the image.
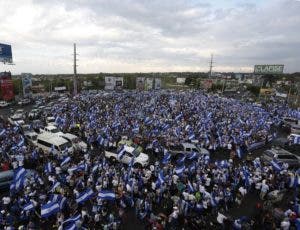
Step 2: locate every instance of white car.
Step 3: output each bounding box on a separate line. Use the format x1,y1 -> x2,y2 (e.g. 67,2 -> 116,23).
59,133 -> 87,152
40,125 -> 63,135
46,116 -> 56,126
18,98 -> 31,106
0,101 -> 9,108
105,145 -> 149,167
24,131 -> 38,146
8,114 -> 25,126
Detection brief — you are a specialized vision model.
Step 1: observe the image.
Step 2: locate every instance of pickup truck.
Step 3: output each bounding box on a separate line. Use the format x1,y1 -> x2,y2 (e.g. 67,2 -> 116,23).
105,145 -> 149,167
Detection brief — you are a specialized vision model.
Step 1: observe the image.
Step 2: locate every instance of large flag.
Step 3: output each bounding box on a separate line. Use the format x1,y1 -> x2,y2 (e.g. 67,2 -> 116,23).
41,201 -> 60,218
175,165 -> 185,175
270,159 -> 282,172
76,188 -> 94,204
117,145 -> 126,159
23,201 -> 35,211
98,190 -> 116,200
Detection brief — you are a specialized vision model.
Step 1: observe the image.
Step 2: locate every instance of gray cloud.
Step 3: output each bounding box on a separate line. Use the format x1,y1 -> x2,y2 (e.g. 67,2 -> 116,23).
1,0 -> 299,74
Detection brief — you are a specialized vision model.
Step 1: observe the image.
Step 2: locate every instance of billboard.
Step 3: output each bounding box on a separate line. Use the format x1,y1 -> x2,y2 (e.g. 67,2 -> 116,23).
105,76 -> 123,90
260,88 -> 275,96
154,78 -> 161,90
254,65 -> 284,74
136,77 -> 145,90
0,72 -> 14,101
21,73 -> 33,98
145,78 -> 153,90
0,43 -> 13,64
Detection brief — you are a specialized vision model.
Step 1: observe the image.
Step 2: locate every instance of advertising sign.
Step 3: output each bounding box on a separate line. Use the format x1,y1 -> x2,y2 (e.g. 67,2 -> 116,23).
176,78 -> 186,84
105,76 -> 123,90
154,78 -> 161,90
260,88 -> 275,96
145,78 -> 153,90
0,43 -> 13,63
0,72 -> 14,101
21,73 -> 33,98
54,86 -> 67,91
254,65 -> 284,74
136,77 -> 145,90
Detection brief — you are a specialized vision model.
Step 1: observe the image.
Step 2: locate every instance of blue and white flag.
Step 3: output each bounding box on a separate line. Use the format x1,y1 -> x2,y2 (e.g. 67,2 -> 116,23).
14,167 -> 26,181
76,188 -> 94,204
61,156 -> 71,166
0,129 -> 6,136
44,162 -> 53,174
23,201 -> 35,211
176,156 -> 186,165
270,159 -> 282,172
41,201 -> 60,218
175,113 -> 183,121
50,181 -> 60,192
162,152 -> 171,165
175,165 -> 185,175
187,152 -> 197,160
158,171 -> 165,184
187,180 -> 194,193
294,136 -> 300,144
236,147 -> 242,159
63,213 -> 81,226
132,126 -> 139,133
117,145 -> 126,159
97,134 -> 105,145
188,133 -> 195,141
289,175 -> 300,188
98,190 -> 116,200
17,136 -> 25,147
64,222 -> 76,230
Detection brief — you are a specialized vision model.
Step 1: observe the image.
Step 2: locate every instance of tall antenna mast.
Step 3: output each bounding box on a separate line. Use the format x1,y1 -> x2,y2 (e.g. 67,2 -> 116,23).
209,53 -> 214,77
73,43 -> 78,95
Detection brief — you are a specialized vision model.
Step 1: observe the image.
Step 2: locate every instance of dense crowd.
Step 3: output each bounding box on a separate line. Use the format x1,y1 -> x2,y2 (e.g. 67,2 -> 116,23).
0,90 -> 299,229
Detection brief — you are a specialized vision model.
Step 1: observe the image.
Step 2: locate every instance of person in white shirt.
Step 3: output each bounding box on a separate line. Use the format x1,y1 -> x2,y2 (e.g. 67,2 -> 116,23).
260,180 -> 269,200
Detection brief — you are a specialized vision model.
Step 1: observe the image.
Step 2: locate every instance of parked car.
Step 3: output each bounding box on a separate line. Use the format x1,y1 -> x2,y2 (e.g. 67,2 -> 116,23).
59,133 -> 87,152
18,98 -> 31,106
24,131 -> 38,146
261,147 -> 300,169
36,132 -> 73,154
28,109 -> 40,120
105,145 -> 149,167
40,125 -> 63,135
168,142 -> 209,158
0,101 -> 9,108
8,114 -> 25,126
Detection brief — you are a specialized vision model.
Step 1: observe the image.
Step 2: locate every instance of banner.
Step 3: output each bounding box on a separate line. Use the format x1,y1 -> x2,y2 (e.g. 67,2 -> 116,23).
254,65 -> 284,75
21,73 -> 33,98
260,88 -> 274,96
105,77 -> 123,90
0,43 -> 13,64
0,72 -> 14,101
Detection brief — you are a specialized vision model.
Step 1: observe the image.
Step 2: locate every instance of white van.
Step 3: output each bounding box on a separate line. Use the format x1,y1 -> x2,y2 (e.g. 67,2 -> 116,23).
291,124 -> 300,135
36,133 -> 73,154
59,133 -> 87,152
40,125 -> 63,135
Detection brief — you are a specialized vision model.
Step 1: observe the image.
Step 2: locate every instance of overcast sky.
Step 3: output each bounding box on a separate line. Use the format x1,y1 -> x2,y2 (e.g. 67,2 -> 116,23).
0,0 -> 300,74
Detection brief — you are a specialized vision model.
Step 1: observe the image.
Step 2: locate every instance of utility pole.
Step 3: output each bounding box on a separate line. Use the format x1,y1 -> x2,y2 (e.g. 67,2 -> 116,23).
209,54 -> 214,78
73,43 -> 78,95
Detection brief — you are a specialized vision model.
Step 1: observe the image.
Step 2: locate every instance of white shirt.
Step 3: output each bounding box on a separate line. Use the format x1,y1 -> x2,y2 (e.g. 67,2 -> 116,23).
217,212 -> 227,224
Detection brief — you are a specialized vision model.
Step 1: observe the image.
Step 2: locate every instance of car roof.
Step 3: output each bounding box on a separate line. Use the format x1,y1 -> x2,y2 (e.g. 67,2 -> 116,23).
45,125 -> 57,130
60,133 -> 77,139
267,147 -> 293,155
182,143 -> 197,148
37,133 -> 69,145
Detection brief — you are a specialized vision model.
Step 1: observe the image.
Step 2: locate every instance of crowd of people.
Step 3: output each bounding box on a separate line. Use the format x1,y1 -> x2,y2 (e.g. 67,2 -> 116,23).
0,90 -> 299,229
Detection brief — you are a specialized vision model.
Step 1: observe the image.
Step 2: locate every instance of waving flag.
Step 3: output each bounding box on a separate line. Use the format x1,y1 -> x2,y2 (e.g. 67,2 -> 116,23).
162,151 -> 171,165
187,180 -> 194,193
17,136 -> 25,147
23,201 -> 35,211
177,156 -> 186,165
188,133 -> 195,141
98,190 -> 116,200
175,165 -> 185,175
236,147 -> 242,159
44,162 -> 53,174
158,171 -> 165,184
270,159 -> 282,172
63,213 -> 81,226
0,129 -> 6,136
61,156 -> 71,166
117,145 -> 126,159
41,201 -> 60,218
14,167 -> 26,181
50,181 -> 61,192
76,188 -> 94,204
175,113 -> 183,121
187,152 -> 197,160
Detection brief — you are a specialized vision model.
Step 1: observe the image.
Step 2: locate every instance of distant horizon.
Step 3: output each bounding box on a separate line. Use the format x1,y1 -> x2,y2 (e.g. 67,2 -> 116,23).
1,0 -> 300,74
